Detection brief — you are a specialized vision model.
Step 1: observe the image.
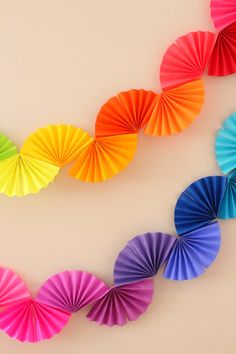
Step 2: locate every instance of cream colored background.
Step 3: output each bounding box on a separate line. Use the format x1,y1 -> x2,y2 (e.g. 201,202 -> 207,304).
0,0 -> 235,353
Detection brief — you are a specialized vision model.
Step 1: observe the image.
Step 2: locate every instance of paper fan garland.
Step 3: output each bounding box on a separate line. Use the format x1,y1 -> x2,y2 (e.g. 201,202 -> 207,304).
208,21 -> 236,76
144,80 -> 205,136
160,31 -> 216,89
0,299 -> 70,343
0,133 -> 18,161
174,176 -> 227,235
87,279 -> 154,326
218,171 -> 236,218
21,125 -> 92,167
163,222 -> 221,280
211,0 -> 236,30
69,133 -> 137,182
114,232 -> 176,286
95,89 -> 158,137
215,112 -> 236,174
0,267 -> 30,308
36,271 -> 109,313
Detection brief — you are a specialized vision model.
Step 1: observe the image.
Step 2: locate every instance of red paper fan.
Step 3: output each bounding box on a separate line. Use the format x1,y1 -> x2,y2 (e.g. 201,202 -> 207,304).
95,89 -> 158,137
211,0 -> 236,30
160,31 -> 216,89
208,21 -> 236,76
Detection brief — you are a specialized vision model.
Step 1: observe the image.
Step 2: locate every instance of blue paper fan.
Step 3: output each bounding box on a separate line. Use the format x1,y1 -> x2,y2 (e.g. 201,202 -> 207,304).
219,171 -> 236,219
215,113 -> 236,174
163,222 -> 221,280
174,176 -> 227,235
113,232 -> 176,286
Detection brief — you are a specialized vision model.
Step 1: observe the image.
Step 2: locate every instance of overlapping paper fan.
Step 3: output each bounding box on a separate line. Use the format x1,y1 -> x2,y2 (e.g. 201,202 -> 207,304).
219,171 -> 236,218
144,80 -> 204,136
0,154 -> 59,197
163,222 -> 221,280
174,176 -> 227,235
95,89 -> 158,137
160,32 -> 216,89
0,299 -> 70,343
87,279 -> 154,326
0,267 -> 30,308
208,21 -> 236,76
36,271 -> 109,313
211,0 -> 236,30
215,112 -> 236,174
21,124 -> 92,167
69,133 -> 137,182
114,232 -> 176,286
0,133 -> 18,161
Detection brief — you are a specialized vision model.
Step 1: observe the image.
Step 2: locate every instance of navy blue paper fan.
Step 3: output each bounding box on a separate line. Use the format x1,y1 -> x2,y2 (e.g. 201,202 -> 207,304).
219,171 -> 236,219
174,176 -> 227,235
114,232 -> 176,286
163,222 -> 221,280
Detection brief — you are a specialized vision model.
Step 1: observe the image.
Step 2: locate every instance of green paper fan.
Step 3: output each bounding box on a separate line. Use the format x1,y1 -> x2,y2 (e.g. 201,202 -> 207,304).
0,133 -> 18,161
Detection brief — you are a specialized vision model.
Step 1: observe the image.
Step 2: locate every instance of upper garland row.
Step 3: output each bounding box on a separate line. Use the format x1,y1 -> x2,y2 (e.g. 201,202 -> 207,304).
0,0 -> 236,197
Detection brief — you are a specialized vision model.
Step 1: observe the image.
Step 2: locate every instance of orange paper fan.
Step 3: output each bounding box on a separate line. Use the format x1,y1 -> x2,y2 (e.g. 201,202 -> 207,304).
69,134 -> 137,182
144,79 -> 204,136
95,90 -> 158,137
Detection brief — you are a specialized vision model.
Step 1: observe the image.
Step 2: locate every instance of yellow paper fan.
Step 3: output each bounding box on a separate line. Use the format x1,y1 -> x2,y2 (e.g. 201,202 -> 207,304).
69,134 -> 138,182
21,125 -> 92,167
0,154 -> 59,197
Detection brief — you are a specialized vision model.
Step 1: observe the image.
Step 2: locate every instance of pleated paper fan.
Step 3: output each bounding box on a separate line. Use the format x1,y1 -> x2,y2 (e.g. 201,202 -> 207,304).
36,271 -> 109,313
0,154 -> 59,197
0,299 -> 71,343
95,89 -> 158,137
69,133 -> 138,182
208,21 -> 236,76
215,112 -> 236,174
87,279 -> 154,327
0,267 -> 30,308
219,171 -> 236,218
174,176 -> 227,235
0,133 -> 18,161
163,222 -> 221,280
160,31 -> 216,89
211,0 -> 236,30
144,79 -> 204,136
21,125 -> 92,167
114,232 -> 176,286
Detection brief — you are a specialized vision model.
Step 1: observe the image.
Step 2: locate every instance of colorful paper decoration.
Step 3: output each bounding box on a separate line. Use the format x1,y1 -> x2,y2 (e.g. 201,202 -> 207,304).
211,0 -> 236,30
219,171 -> 236,218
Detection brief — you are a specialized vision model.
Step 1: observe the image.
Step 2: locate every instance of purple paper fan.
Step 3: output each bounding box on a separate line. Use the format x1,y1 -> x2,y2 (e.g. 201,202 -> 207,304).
114,232 -> 176,286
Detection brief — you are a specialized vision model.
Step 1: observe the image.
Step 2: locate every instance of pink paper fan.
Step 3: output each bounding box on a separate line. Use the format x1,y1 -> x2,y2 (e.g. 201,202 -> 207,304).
0,299 -> 71,343
160,31 -> 216,89
36,271 -> 109,313
87,279 -> 154,326
211,0 -> 236,30
0,267 -> 30,308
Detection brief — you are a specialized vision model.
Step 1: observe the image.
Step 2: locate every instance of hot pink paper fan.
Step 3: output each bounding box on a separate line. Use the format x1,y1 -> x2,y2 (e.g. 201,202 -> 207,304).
0,267 -> 30,308
0,299 -> 71,343
87,279 -> 154,326
160,31 -> 216,89
36,271 -> 109,313
208,21 -> 236,76
211,0 -> 236,30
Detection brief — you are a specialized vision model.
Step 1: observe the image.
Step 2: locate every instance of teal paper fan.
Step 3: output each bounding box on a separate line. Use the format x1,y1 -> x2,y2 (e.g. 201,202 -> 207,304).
219,171 -> 236,219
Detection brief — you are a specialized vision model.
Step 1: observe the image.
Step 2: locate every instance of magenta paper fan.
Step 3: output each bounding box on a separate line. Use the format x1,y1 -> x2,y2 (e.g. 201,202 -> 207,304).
160,31 -> 216,89
0,299 -> 71,343
87,279 -> 154,326
36,270 -> 109,313
211,0 -> 236,30
0,267 -> 30,308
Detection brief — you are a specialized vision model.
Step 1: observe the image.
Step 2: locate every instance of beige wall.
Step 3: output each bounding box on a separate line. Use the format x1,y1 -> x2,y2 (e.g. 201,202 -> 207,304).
0,0 -> 235,353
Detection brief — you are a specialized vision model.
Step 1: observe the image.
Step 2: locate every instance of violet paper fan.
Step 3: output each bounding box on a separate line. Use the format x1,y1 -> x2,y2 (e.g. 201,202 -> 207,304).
174,176 -> 227,235
0,299 -> 71,343
163,222 -> 221,280
114,232 -> 176,286
36,270 -> 109,313
87,279 -> 154,326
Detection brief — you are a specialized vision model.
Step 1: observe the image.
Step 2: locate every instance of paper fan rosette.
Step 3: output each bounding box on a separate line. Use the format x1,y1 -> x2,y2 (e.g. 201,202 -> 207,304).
218,171 -> 236,219
160,31 -> 216,89
114,232 -> 176,286
87,279 -> 154,326
210,0 -> 236,30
